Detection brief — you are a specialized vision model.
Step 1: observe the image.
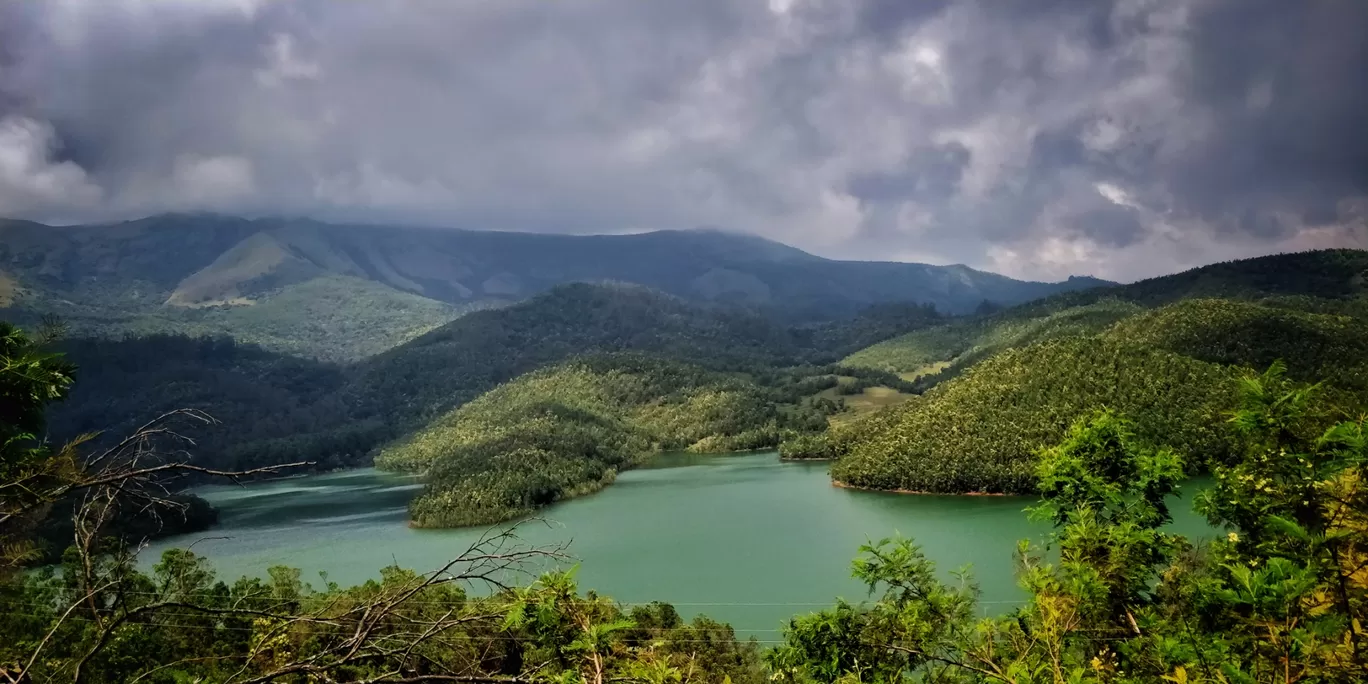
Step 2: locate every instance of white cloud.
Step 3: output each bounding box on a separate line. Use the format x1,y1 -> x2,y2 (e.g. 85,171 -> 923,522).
0,116 -> 103,217
1095,182 -> 1140,209
172,154 -> 256,205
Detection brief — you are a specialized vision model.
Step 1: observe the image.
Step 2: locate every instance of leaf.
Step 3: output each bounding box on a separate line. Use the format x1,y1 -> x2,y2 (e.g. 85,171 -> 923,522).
1264,515 -> 1313,543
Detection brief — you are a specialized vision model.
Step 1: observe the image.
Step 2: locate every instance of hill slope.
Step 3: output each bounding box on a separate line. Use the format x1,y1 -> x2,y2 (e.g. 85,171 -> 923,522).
376,354 -> 799,527
820,250 -> 1368,495
827,300 -> 1368,495
843,249 -> 1368,380
347,282 -> 809,424
828,338 -> 1244,493
40,283 -> 824,475
1,214 -> 1104,360
47,334 -> 374,474
10,275 -> 468,362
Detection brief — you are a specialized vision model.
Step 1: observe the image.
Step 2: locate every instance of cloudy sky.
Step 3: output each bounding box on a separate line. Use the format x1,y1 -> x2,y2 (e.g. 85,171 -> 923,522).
1,0 -> 1365,281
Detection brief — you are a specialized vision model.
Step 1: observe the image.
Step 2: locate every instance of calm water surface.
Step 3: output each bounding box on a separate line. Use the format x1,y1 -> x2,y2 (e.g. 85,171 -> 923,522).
142,452 -> 1213,637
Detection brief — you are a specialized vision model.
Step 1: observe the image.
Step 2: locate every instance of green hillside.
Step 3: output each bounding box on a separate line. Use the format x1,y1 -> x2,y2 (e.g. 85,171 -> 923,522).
5,274 -> 465,362
828,337 -> 1242,493
42,283 -> 826,480
1101,298 -> 1368,390
48,334 -> 377,474
376,354 -> 804,527
843,298 -> 1143,377
842,248 -> 1368,382
347,282 -> 809,425
820,251 -> 1368,495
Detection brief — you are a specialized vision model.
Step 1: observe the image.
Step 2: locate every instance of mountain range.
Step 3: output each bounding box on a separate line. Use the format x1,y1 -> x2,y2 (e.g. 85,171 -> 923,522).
0,213 -> 1108,359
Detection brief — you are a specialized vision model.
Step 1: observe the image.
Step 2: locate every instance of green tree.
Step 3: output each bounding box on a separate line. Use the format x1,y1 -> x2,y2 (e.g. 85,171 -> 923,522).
0,321 -> 77,570
774,367 -> 1368,683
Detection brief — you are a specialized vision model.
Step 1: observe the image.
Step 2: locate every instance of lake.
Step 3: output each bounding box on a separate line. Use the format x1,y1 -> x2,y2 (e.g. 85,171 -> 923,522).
142,451 -> 1214,639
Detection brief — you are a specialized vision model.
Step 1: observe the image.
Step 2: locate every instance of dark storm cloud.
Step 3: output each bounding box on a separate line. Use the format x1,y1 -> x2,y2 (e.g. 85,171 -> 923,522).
845,143 -> 970,204
0,0 -> 1364,280
1175,0 -> 1368,228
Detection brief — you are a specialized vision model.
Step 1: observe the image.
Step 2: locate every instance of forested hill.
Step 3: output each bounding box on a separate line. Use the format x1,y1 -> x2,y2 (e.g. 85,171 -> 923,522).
843,248 -> 1368,380
0,213 -> 1104,359
374,354 -> 828,527
814,248 -> 1368,495
346,282 -> 815,424
43,282 -> 855,475
47,334 -> 376,473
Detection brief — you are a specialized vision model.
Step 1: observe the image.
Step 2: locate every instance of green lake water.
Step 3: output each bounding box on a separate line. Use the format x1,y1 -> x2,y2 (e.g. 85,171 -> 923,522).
142,452 -> 1215,639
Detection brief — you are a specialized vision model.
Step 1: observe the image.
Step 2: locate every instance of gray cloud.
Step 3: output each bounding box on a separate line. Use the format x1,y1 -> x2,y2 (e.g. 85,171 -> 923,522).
1,0 -> 1364,280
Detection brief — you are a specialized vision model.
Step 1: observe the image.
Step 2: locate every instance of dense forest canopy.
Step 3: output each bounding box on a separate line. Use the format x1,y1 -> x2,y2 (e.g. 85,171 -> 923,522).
347,282 -> 816,424
843,248 -> 1368,379
376,354 -> 824,527
798,250 -> 1368,495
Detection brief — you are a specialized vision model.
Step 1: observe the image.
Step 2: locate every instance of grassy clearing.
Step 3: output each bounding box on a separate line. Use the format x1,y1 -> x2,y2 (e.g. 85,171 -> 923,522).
813,381 -> 916,426
897,362 -> 950,383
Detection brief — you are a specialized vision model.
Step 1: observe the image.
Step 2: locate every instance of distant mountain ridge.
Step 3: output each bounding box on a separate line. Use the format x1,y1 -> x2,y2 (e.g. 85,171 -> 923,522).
0,214 -> 1108,359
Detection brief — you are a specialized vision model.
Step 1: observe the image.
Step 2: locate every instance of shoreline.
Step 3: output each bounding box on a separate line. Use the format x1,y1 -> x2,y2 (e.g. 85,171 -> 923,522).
831,479 -> 1014,497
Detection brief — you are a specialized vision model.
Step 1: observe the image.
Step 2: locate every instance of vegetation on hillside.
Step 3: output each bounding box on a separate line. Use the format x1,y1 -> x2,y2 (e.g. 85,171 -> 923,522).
842,248 -> 1368,381
36,284 -> 824,481
818,250 -> 1368,492
349,282 -> 810,426
826,337 -> 1243,492
47,334 -> 381,475
6,328 -> 1368,682
5,274 -> 466,362
819,291 -> 1368,492
796,302 -> 944,358
843,298 -> 1142,376
377,354 -> 828,527
1102,298 -> 1368,390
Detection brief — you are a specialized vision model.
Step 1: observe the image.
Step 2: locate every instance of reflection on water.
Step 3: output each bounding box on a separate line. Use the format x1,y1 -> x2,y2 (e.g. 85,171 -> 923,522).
142,452 -> 1213,636
192,470 -> 422,529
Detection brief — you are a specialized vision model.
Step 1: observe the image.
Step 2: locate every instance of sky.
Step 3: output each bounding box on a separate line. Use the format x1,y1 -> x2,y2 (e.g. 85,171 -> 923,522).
1,0 -> 1365,282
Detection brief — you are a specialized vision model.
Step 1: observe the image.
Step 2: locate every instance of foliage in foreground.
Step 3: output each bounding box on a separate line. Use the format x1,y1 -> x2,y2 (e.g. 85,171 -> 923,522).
1,538 -> 765,684
773,369 -> 1368,684
377,354 -> 830,527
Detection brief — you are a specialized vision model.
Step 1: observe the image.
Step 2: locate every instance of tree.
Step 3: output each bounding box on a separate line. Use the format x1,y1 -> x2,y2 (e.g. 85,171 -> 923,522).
774,366 -> 1368,683
1,320 -> 78,570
